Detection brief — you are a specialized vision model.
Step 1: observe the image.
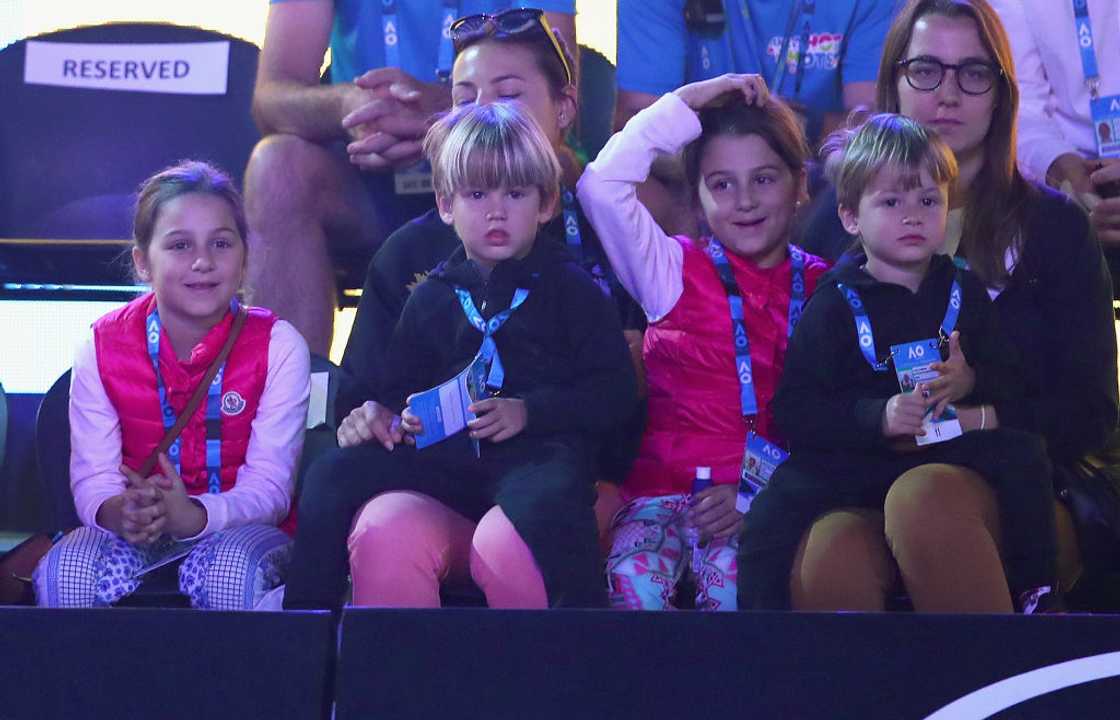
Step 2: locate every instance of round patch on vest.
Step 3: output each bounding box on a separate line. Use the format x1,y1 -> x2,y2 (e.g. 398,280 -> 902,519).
221,391 -> 247,416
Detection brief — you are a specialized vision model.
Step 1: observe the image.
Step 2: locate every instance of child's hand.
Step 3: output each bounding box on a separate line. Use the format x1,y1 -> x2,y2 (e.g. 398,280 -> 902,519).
400,400 -> 423,445
338,400 -> 404,450
117,466 -> 167,545
882,386 -> 929,438
467,398 -> 527,443
926,331 -> 976,418
674,73 -> 769,112
148,454 -> 207,540
687,485 -> 743,542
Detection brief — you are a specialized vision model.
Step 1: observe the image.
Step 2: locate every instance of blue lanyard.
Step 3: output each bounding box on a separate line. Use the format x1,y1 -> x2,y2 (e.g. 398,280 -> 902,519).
704,239 -> 806,419
836,272 -> 962,373
382,0 -> 459,81
145,300 -> 236,493
454,286 -> 530,392
560,189 -> 613,297
1072,0 -> 1102,99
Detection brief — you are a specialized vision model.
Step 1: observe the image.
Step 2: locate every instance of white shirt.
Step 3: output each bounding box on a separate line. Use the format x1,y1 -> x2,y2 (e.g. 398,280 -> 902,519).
69,319 -> 310,538
990,0 -> 1120,181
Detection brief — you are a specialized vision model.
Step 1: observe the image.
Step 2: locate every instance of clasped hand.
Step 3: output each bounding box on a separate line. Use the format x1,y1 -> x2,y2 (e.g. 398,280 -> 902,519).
109,454 -> 202,545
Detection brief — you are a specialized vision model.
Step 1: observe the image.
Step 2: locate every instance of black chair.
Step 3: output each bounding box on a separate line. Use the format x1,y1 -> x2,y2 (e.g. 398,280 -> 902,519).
0,22 -> 261,286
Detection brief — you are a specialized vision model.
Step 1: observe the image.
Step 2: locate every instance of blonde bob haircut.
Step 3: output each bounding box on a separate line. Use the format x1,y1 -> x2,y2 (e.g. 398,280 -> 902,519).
823,113 -> 958,211
423,101 -> 562,211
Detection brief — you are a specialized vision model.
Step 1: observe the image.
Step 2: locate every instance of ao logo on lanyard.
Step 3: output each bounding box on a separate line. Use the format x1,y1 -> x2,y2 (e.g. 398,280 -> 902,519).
145,299 -> 239,493
1072,0 -> 1120,158
703,238 -> 806,513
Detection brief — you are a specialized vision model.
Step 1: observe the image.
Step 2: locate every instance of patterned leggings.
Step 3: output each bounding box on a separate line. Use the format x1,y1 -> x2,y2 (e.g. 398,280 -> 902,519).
606,494 -> 738,611
33,524 -> 291,609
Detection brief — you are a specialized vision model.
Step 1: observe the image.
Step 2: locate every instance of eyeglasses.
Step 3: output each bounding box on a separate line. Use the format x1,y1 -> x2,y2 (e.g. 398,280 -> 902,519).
897,57 -> 1002,96
450,8 -> 573,86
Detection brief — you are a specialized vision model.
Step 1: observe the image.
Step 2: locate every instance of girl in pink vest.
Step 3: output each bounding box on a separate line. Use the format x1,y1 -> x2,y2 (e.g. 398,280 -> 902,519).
34,161 -> 310,609
578,75 -> 830,610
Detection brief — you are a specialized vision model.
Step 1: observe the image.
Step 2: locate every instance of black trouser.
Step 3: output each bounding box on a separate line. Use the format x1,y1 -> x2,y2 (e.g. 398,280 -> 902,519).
739,428 -> 1057,610
284,433 -> 604,609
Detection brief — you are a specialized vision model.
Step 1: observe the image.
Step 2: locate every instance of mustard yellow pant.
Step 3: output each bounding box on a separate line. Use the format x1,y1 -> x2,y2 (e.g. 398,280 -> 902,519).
789,465 -> 1081,613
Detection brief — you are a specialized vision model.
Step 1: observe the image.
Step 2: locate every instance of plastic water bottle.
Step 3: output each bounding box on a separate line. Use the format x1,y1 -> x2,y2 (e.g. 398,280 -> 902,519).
686,466 -> 713,575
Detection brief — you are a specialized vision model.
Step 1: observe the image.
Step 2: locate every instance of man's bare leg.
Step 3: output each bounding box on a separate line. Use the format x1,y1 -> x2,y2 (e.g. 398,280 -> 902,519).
243,133 -> 384,355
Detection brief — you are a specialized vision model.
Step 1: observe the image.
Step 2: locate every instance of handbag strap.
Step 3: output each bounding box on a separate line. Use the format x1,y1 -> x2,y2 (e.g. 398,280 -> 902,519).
137,307 -> 248,478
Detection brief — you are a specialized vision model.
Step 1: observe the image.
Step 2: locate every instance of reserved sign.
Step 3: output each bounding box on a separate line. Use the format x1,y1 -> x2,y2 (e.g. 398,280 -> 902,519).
24,40 -> 230,94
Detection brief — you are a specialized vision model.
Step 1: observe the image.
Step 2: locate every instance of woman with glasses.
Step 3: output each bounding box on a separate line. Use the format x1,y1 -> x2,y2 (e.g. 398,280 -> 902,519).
766,0 -> 1117,613
323,8 -> 645,609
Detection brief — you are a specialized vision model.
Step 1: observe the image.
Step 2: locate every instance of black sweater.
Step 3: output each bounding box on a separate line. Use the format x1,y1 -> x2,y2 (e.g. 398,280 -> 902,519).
379,239 -> 638,440
773,254 -> 1023,454
339,204 -> 644,421
797,183 -> 1117,466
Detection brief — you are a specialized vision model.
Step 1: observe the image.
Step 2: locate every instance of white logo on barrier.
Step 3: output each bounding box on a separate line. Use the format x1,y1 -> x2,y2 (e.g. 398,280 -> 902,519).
24,41 -> 230,95
924,651 -> 1120,719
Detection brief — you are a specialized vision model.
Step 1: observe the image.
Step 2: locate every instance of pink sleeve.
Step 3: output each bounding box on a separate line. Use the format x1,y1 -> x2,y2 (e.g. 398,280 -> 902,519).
577,92 -> 701,321
190,320 -> 310,537
69,329 -> 126,531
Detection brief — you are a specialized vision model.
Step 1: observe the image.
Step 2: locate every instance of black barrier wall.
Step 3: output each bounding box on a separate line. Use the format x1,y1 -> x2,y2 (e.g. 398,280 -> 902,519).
337,609 -> 1120,720
4,607 -> 1120,719
1,608 -> 334,720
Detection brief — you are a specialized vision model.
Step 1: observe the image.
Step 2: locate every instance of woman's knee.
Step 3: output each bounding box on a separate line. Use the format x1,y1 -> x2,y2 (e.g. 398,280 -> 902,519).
790,509 -> 892,611
884,465 -> 1000,547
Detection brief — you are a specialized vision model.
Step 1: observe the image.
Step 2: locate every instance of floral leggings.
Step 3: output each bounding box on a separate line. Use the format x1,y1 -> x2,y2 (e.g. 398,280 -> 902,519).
606,494 -> 738,611
33,524 -> 290,609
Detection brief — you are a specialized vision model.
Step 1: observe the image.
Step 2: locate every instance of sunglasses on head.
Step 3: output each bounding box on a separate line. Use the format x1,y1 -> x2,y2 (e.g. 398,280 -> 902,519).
450,8 -> 573,86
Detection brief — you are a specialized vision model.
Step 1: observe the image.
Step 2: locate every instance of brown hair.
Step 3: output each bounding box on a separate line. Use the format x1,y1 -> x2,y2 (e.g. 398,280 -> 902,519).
132,160 -> 248,258
455,25 -> 576,105
683,94 -> 810,197
825,113 -> 958,212
875,0 -> 1033,285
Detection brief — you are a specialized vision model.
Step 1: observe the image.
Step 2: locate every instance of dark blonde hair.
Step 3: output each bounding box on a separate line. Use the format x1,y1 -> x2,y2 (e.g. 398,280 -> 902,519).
876,0 -> 1032,285
132,160 -> 247,258
682,94 -> 810,198
825,113 -> 957,211
424,102 -> 562,210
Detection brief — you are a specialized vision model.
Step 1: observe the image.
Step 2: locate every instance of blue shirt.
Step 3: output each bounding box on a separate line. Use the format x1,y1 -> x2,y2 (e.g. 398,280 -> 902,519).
617,0 -> 895,140
271,0 -> 575,84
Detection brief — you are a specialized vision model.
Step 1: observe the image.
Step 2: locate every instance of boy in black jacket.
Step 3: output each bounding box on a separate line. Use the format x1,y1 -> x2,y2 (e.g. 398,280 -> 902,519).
285,103 -> 637,610
739,115 -> 1056,613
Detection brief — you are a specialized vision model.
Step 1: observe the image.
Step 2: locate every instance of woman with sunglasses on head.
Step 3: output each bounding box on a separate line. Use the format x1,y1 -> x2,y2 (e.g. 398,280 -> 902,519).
765,0 -> 1117,613
318,8 -> 645,609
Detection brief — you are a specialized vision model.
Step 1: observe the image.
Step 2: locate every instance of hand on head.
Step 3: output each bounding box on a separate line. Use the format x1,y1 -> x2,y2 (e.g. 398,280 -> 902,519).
674,73 -> 769,112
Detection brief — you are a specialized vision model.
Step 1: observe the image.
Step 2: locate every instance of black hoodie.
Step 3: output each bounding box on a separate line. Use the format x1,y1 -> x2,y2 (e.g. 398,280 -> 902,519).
379,237 -> 639,441
772,254 -> 1024,454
